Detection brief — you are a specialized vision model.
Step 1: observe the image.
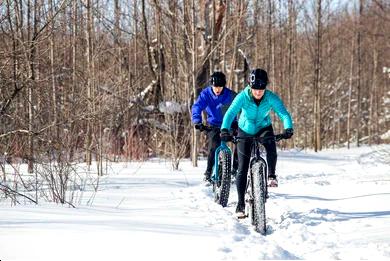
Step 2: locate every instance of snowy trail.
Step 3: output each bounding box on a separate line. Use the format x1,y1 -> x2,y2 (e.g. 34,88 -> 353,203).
1,166 -> 223,261
1,145 -> 390,260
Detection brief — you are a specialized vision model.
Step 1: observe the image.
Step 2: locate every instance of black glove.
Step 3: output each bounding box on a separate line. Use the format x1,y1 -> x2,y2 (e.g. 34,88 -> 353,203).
283,128 -> 294,139
194,123 -> 204,131
220,128 -> 232,142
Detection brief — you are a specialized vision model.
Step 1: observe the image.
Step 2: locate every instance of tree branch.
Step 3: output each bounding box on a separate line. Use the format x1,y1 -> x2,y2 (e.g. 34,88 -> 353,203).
0,183 -> 38,204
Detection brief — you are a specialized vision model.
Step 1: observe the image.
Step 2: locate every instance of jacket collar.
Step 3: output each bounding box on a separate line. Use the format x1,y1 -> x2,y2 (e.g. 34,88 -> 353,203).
207,85 -> 226,98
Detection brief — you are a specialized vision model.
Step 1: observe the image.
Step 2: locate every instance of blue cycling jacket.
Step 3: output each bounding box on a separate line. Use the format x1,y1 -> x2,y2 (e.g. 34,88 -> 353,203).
221,86 -> 293,134
192,86 -> 236,127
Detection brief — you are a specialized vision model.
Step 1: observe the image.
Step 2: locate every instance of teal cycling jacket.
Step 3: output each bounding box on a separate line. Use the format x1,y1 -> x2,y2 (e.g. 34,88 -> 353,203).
221,86 -> 293,134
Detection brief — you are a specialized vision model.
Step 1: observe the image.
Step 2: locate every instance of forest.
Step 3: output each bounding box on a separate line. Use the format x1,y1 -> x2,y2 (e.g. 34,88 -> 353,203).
1,0 -> 389,175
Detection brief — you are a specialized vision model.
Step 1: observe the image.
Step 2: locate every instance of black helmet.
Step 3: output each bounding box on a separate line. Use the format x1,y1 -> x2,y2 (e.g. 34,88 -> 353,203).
249,69 -> 268,89
210,71 -> 226,87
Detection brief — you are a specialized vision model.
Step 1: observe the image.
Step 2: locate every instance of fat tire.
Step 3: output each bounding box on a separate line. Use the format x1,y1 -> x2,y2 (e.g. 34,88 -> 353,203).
250,160 -> 267,235
215,150 -> 231,207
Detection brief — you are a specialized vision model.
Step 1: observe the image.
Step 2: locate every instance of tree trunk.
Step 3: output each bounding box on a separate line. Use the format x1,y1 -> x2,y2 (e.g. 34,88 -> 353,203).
369,33 -> 378,145
191,0 -> 198,167
69,0 -> 78,162
347,36 -> 355,149
287,0 -> 296,147
49,0 -> 59,144
222,1 -> 229,73
210,0 -> 216,72
228,0 -> 242,91
154,0 -> 164,105
85,0 -> 94,167
267,0 -> 273,73
356,0 -> 364,147
27,0 -> 38,173
313,0 -> 322,152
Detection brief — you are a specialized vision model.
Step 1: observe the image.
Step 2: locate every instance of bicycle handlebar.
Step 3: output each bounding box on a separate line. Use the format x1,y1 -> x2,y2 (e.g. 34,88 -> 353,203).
196,126 -> 287,143
233,134 -> 286,144
196,125 -> 218,133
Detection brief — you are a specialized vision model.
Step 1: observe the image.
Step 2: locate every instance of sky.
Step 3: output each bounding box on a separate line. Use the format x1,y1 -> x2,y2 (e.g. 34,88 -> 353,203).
1,144 -> 390,260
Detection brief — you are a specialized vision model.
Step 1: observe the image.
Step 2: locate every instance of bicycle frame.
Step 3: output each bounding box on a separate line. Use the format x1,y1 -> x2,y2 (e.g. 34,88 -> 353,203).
234,134 -> 284,234
212,141 -> 232,183
250,139 -> 268,168
235,135 -> 276,181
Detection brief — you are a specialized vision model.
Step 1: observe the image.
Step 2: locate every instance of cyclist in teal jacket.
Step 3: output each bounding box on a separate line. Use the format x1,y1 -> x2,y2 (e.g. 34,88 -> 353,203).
220,68 -> 293,217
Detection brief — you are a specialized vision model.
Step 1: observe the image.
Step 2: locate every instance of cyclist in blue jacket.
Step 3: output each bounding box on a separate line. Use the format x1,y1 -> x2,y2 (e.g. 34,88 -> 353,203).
192,71 -> 238,183
220,68 -> 294,217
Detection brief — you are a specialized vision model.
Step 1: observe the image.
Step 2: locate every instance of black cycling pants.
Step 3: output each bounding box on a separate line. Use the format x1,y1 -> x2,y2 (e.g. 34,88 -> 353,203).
236,125 -> 277,205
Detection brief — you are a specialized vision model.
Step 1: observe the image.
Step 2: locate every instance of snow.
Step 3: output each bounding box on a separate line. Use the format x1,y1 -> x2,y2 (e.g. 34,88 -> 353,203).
1,145 -> 390,260
381,130 -> 390,140
159,101 -> 187,114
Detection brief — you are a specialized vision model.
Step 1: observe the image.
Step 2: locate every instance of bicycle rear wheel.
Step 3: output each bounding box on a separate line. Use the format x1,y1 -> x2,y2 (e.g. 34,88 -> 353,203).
213,150 -> 232,207
250,160 -> 267,235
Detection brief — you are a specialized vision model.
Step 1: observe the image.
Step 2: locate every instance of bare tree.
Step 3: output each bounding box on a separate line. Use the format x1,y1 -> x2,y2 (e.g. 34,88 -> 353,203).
1,0 -> 390,204
356,0 -> 364,147
313,0 -> 323,152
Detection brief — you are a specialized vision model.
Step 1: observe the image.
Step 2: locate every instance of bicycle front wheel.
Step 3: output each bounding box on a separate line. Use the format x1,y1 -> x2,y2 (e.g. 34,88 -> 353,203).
250,160 -> 267,235
214,150 -> 232,207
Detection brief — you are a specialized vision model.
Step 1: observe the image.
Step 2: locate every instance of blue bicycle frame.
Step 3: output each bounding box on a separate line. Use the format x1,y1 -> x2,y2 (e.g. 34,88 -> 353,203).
212,141 -> 232,183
